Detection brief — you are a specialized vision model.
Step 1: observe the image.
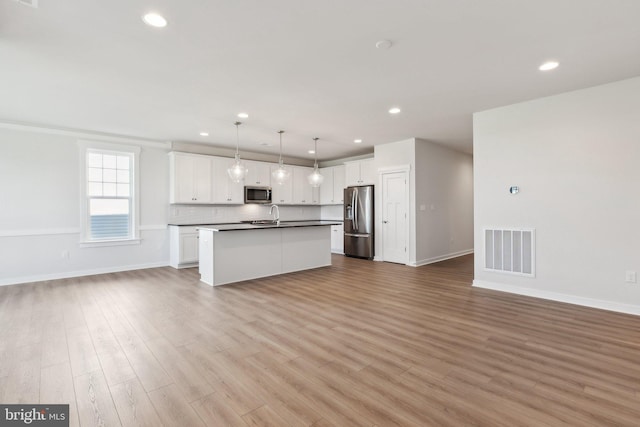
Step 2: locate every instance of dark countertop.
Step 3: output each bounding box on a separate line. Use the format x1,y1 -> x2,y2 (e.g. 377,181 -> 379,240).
168,222 -> 239,227
196,220 -> 341,232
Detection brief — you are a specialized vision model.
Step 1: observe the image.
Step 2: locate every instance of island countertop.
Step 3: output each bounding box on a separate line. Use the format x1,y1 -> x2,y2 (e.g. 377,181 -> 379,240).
197,220 -> 340,232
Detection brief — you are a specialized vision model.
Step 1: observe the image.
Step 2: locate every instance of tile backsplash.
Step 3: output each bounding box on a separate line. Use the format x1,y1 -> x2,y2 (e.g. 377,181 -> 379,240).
169,204 -> 322,225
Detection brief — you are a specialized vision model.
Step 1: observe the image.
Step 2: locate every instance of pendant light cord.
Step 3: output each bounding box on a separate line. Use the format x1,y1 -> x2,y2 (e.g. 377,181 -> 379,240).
278,130 -> 284,164
234,121 -> 241,156
313,137 -> 319,168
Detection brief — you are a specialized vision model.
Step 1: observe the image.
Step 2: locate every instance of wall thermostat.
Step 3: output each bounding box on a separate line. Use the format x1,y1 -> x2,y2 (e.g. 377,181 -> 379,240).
509,186 -> 519,195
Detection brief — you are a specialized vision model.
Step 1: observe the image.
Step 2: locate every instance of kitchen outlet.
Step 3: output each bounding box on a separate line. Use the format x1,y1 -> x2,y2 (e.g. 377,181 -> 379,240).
625,271 -> 637,283
61,250 -> 70,259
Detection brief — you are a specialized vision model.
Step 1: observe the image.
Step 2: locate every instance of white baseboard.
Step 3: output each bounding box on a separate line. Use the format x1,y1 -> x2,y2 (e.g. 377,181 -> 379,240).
473,280 -> 640,316
410,249 -> 474,267
0,261 -> 170,287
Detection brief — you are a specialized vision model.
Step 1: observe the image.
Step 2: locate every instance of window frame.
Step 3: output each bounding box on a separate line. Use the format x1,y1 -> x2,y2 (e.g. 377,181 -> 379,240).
78,140 -> 141,247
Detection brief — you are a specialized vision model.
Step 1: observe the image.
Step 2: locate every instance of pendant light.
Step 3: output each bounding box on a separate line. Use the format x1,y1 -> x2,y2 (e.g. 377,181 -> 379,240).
307,137 -> 324,187
271,130 -> 290,185
227,121 -> 248,183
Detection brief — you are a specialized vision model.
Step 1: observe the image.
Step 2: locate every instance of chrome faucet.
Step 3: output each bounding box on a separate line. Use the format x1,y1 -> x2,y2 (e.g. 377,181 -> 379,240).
269,204 -> 280,225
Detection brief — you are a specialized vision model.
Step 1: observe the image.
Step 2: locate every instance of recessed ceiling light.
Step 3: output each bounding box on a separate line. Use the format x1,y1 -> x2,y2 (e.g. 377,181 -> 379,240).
354,139 -> 363,144
142,12 -> 167,28
388,107 -> 401,114
199,132 -> 209,137
308,150 -> 315,154
237,112 -> 249,118
539,61 -> 559,71
375,40 -> 393,50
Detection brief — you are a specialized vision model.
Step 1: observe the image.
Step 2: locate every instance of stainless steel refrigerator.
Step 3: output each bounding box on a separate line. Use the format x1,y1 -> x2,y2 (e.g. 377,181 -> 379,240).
344,185 -> 374,259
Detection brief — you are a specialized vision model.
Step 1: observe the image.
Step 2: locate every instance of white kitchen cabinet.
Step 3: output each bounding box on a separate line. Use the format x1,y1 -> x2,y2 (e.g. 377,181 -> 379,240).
169,225 -> 200,268
292,166 -> 319,205
320,165 -> 346,205
245,160 -> 272,186
333,165 -> 346,202
345,158 -> 375,186
270,164 -> 293,204
211,156 -> 244,204
330,223 -> 344,254
169,152 -> 212,204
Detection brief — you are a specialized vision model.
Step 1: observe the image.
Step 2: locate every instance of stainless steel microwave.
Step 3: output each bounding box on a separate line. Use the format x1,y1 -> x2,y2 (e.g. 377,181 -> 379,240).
244,186 -> 272,204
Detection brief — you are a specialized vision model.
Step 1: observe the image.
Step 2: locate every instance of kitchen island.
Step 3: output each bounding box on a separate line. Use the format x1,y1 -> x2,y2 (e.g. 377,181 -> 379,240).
198,221 -> 340,286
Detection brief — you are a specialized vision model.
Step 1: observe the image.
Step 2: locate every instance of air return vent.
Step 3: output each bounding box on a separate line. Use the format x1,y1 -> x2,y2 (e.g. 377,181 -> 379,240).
12,0 -> 38,8
484,228 -> 535,277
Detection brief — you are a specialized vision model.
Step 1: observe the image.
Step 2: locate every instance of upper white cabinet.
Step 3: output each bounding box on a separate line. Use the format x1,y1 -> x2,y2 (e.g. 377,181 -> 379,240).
170,152 -> 331,205
320,165 -> 346,205
169,152 -> 212,204
270,164 -> 293,204
292,166 -> 319,205
245,160 -> 271,187
211,156 -> 244,204
345,159 -> 375,186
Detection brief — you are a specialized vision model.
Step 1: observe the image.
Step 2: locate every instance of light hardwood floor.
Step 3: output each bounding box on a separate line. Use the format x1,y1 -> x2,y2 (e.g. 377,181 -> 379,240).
1,254 -> 640,426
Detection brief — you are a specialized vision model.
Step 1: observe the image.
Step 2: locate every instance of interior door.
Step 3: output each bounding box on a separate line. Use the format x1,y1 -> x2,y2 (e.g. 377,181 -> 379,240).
382,172 -> 408,264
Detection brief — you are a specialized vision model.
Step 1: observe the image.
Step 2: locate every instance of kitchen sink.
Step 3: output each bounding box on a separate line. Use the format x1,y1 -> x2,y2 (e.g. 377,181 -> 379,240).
241,220 -> 277,225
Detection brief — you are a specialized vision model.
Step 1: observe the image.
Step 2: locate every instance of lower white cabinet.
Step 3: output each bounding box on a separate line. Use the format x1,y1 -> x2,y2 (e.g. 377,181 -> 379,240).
330,223 -> 344,254
169,225 -> 199,268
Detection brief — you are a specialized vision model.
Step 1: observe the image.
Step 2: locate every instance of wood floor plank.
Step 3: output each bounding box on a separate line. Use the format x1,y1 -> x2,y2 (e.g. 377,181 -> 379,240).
110,378 -> 163,427
97,349 -> 137,387
41,320 -> 69,367
147,384 -> 205,427
67,326 -> 101,377
40,362 -> 80,427
145,336 -> 214,403
1,356 -> 40,404
241,404 -> 290,427
74,370 -> 121,427
191,393 -> 249,427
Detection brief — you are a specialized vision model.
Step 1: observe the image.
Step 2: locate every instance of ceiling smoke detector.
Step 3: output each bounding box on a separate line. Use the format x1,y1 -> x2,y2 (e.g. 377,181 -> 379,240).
12,0 -> 38,8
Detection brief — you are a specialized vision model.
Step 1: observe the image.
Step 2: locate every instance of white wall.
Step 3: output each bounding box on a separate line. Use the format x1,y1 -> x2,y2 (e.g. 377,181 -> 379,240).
0,125 -> 171,285
473,76 -> 640,315
374,138 -> 473,266
415,138 -> 474,265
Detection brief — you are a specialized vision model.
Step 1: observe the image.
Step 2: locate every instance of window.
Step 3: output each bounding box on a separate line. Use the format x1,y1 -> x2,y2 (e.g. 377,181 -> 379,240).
79,141 -> 140,245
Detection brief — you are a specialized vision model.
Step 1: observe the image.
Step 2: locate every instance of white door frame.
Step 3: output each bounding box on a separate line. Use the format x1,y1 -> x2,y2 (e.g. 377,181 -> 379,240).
378,165 -> 411,265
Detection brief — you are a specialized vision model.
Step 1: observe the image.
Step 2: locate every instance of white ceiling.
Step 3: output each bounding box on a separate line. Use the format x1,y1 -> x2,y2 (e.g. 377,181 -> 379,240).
1,0 -> 639,161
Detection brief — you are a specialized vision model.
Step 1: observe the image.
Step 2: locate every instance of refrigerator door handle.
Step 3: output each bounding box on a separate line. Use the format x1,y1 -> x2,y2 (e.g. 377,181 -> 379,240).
353,187 -> 358,231
345,233 -> 368,237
